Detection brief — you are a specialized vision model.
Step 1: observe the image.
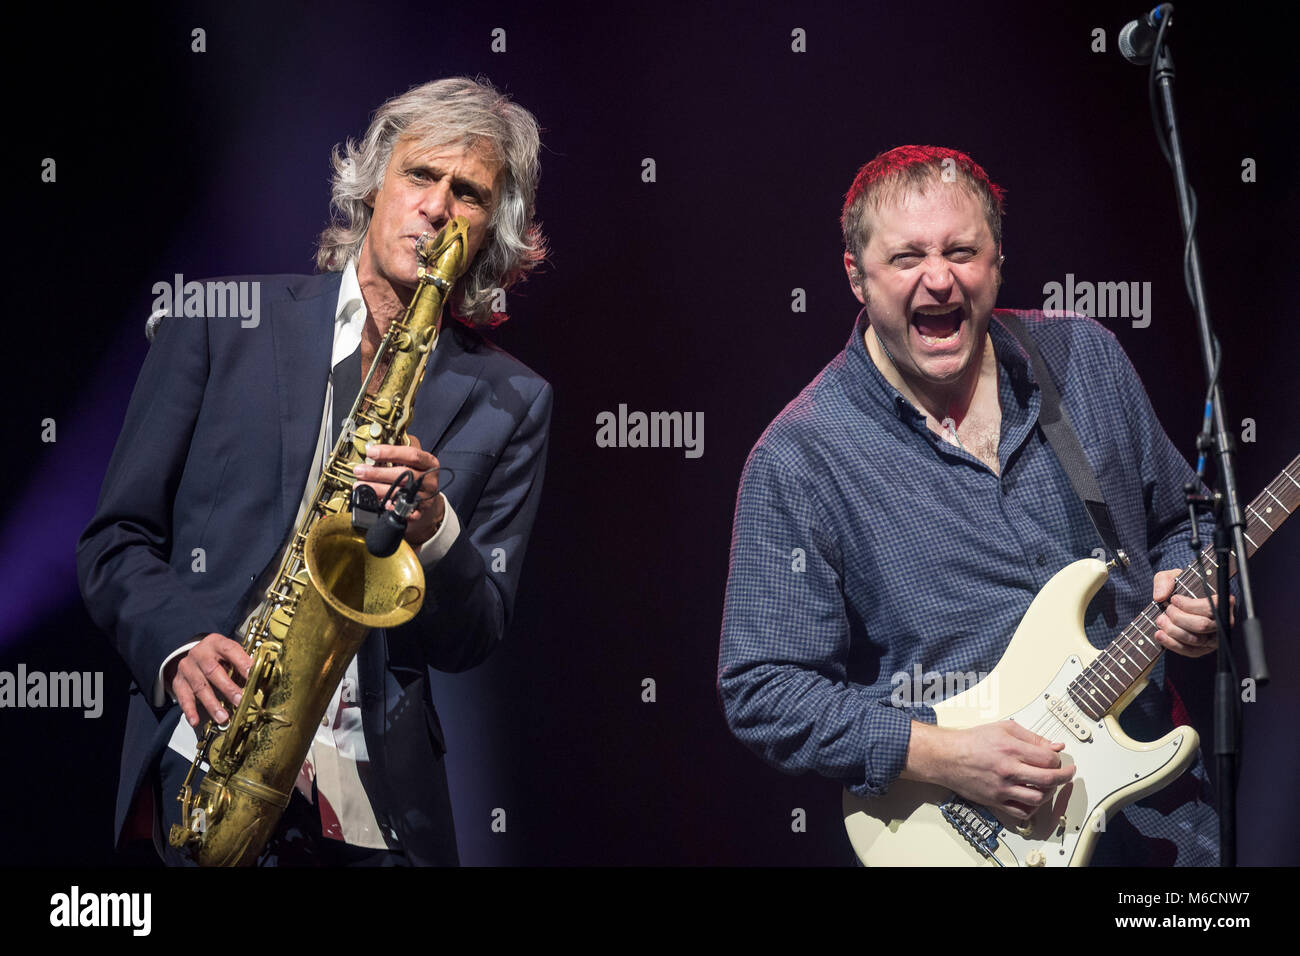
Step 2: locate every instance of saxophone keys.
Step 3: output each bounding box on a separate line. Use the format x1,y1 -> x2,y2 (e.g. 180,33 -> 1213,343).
267,608 -> 293,640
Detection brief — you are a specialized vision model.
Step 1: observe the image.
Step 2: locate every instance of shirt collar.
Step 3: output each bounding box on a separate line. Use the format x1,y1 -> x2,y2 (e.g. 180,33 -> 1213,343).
332,259 -> 366,367
841,307 -> 1036,423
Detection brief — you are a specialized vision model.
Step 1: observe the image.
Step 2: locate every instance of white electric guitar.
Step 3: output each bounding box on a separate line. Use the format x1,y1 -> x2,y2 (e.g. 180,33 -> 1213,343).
843,453 -> 1299,867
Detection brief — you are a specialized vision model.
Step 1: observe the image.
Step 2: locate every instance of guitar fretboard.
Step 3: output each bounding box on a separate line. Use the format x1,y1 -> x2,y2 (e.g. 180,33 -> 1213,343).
1067,454 -> 1299,721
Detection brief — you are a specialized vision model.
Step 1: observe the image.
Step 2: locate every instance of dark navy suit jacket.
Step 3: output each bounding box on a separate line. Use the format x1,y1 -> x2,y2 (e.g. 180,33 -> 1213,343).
77,270 -> 552,865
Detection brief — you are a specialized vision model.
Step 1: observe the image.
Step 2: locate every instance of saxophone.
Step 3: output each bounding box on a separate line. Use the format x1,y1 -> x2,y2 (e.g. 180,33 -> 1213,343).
168,218 -> 473,866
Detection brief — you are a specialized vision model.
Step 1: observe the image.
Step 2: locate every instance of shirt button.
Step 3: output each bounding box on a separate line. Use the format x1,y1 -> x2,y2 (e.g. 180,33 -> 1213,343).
1036,553 -> 1047,566
321,717 -> 329,727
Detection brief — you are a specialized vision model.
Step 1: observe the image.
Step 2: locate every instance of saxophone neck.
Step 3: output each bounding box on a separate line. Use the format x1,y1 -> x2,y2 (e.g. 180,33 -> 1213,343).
382,215 -> 472,348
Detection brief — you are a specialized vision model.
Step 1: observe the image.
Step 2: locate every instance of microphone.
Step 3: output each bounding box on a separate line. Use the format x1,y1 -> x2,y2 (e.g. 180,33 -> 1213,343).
365,471 -> 421,558
1118,4 -> 1172,65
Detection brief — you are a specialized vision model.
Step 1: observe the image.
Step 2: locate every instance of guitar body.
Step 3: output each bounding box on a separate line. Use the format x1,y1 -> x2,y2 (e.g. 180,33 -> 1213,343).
842,558 -> 1199,867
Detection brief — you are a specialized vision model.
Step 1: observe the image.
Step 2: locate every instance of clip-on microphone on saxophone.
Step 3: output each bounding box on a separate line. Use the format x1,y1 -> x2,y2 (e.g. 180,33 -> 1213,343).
359,469 -> 425,558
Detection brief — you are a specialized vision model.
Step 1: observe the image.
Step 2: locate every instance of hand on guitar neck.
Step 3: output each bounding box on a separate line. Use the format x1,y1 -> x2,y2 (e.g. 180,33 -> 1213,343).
1150,568 -> 1233,659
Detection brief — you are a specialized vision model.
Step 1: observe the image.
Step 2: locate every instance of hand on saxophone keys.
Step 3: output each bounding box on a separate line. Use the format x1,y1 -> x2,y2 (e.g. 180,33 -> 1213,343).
353,434 -> 446,547
165,634 -> 254,728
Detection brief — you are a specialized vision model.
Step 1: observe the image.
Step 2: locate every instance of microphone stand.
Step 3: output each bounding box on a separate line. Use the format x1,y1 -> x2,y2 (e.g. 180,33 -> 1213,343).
1141,7 -> 1269,868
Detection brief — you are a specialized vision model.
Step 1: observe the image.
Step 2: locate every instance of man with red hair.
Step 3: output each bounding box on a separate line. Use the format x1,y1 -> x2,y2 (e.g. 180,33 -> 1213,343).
719,145 -> 1222,865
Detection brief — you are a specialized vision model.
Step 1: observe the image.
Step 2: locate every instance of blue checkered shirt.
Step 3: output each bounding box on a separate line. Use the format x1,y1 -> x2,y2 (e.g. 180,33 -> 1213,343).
719,309 -> 1218,866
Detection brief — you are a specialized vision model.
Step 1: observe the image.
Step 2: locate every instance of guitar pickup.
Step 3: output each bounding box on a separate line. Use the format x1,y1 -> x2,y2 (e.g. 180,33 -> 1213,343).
1046,695 -> 1093,742
1040,697 -> 1092,743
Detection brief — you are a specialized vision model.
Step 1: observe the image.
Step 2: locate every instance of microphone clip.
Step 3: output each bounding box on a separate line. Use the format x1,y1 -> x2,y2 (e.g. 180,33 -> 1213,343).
350,484 -> 383,532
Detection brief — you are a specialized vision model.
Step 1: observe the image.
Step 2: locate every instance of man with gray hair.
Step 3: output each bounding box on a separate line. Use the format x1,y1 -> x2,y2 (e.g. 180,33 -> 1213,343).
79,76 -> 552,866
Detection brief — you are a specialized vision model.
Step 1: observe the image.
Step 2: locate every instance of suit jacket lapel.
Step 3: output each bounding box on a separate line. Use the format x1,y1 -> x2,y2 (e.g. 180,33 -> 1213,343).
265,273 -> 489,554
410,321 -> 490,450
268,272 -> 341,533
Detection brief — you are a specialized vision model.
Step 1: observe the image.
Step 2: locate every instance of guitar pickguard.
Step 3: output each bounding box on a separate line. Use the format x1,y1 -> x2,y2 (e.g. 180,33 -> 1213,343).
931,656 -> 1188,867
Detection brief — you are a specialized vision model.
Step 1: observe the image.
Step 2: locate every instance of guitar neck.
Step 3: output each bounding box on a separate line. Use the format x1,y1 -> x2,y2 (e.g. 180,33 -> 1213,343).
1067,454 -> 1300,721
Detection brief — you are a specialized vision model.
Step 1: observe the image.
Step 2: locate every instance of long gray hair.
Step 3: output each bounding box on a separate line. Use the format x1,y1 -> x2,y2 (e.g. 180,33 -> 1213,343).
315,76 -> 546,326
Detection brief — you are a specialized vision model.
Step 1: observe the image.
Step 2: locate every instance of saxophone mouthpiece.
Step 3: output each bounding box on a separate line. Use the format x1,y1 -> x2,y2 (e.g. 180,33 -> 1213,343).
415,217 -> 471,274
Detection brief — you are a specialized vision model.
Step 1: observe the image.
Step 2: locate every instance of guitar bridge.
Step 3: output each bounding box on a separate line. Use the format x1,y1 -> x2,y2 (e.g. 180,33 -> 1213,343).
939,796 -> 1003,860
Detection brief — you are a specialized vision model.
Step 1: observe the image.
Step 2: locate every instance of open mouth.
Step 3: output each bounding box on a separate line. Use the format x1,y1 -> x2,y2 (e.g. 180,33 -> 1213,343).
912,304 -> 964,345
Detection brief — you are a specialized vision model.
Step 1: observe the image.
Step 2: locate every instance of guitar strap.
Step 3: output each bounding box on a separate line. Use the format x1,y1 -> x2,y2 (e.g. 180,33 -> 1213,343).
995,312 -> 1127,563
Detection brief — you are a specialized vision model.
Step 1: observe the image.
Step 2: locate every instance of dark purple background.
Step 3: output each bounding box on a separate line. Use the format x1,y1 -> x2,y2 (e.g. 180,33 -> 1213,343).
7,0 -> 1297,866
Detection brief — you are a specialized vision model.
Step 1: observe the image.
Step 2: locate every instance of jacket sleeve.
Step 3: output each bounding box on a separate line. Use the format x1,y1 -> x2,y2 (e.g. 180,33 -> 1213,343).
718,443 -> 935,798
76,312 -> 226,697
395,379 -> 552,673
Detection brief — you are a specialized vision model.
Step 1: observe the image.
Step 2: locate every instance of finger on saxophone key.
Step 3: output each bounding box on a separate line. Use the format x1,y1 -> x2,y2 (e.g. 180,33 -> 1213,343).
167,633 -> 253,726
